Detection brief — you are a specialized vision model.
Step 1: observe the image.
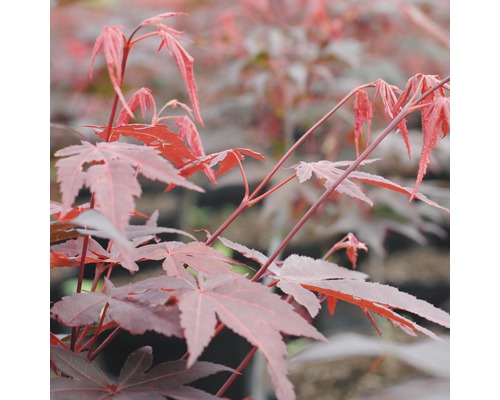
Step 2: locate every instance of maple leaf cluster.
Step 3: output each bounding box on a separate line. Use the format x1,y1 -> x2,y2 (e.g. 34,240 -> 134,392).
50,10 -> 450,400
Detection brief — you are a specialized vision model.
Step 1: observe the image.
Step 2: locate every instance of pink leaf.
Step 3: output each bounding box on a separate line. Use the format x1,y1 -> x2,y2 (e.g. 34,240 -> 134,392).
218,236 -> 280,274
328,233 -> 368,269
89,25 -> 133,118
135,241 -> 239,283
116,87 -> 156,126
88,124 -> 198,167
55,141 -> 203,232
292,159 -> 449,212
269,254 -> 449,338
412,95 -> 450,200
154,24 -> 204,125
177,273 -> 326,400
51,276 -> 188,338
373,79 -> 411,157
347,166 -> 450,212
271,255 -> 368,317
140,12 -> 185,27
292,160 -> 373,206
174,115 -> 205,158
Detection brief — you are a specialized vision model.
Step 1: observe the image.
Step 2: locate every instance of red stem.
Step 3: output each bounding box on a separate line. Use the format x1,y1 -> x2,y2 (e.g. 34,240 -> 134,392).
88,327 -> 122,362
204,85 -> 373,247
103,26 -> 143,142
208,75 -> 449,396
248,83 -> 374,201
251,75 -> 450,282
216,346 -> 258,397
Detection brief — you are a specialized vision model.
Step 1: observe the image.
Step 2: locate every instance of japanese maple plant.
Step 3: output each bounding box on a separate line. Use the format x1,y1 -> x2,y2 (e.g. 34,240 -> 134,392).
50,12 -> 450,400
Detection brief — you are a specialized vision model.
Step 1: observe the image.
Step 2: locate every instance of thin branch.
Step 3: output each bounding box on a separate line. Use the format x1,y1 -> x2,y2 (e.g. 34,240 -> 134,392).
216,346 -> 258,397
251,76 -> 450,282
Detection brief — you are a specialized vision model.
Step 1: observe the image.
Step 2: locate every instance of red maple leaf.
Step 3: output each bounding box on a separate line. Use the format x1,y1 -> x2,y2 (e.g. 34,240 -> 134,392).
327,233 -> 368,269
372,79 -> 411,157
115,87 -> 155,126
393,73 -> 450,200
353,90 -> 373,157
134,241 -> 240,283
50,345 -> 231,399
412,94 -> 450,200
88,124 -> 198,167
269,255 -> 449,339
55,141 -> 203,234
292,159 -> 449,212
138,16 -> 204,126
89,26 -> 133,118
176,273 -> 326,400
50,276 -> 186,338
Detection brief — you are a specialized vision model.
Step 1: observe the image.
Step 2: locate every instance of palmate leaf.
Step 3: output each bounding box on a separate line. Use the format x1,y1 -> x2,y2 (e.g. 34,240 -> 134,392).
393,73 -> 450,199
51,345 -> 231,400
413,94 -> 450,200
292,159 -> 449,211
172,148 -> 265,189
88,124 -> 197,167
55,141 -> 203,233
270,255 -> 368,317
134,13 -> 203,126
116,88 -> 155,127
372,78 -> 411,155
353,90 -> 373,157
176,274 -> 326,400
133,241 -> 239,283
270,254 -> 450,339
293,160 -> 374,205
50,276 -> 185,338
90,25 -> 133,119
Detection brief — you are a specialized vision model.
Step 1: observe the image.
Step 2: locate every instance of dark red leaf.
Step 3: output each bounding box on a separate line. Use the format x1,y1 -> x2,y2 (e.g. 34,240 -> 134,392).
50,276 -> 189,338
51,345 -> 231,399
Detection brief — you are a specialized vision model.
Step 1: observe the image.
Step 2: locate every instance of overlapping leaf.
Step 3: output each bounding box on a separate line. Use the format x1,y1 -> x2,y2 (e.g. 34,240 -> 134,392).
353,90 -> 373,157
393,73 -> 450,199
89,25 -> 133,118
50,276 -> 187,338
269,254 -> 450,339
176,274 -> 326,400
51,345 -> 231,399
88,124 -> 197,167
372,78 -> 411,155
133,241 -> 239,283
116,87 -> 155,127
55,141 -> 203,234
292,159 -> 449,211
269,255 -> 368,317
137,14 -> 203,126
